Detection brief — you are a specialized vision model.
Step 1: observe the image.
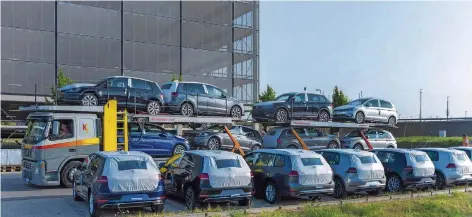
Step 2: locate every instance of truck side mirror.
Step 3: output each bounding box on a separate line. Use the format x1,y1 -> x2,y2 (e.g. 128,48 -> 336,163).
52,121 -> 60,136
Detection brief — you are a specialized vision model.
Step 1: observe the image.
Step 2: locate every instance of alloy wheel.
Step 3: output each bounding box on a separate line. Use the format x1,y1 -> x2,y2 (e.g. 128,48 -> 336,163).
68,168 -> 77,183
319,111 -> 329,122
334,179 -> 343,197
231,106 -> 242,119
328,141 -> 339,149
387,176 -> 401,192
388,117 -> 396,126
173,145 -> 186,155
355,112 -> 365,123
181,103 -> 194,116
265,184 -> 275,202
353,144 -> 363,150
82,95 -> 98,106
276,109 -> 288,122
185,188 -> 195,210
208,137 -> 220,150
147,101 -> 160,115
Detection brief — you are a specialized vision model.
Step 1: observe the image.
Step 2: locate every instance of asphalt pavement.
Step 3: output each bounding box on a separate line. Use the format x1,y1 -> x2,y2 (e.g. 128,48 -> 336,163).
0,172 -> 314,217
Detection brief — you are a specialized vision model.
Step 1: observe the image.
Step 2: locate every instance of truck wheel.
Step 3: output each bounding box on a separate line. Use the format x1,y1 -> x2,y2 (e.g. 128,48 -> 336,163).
61,161 -> 81,188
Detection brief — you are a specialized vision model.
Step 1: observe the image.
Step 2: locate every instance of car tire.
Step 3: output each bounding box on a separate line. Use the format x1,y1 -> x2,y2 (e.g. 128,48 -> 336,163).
355,112 -> 365,124
73,179 -> 82,201
207,137 -> 220,150
387,145 -> 395,148
184,186 -> 197,210
386,174 -> 404,193
318,110 -> 330,122
251,144 -> 262,151
181,102 -> 194,116
435,172 -> 446,190
230,106 -> 243,119
147,101 -> 161,116
61,161 -> 81,188
327,141 -> 340,149
264,181 -> 280,204
238,198 -> 252,206
88,192 -> 101,217
388,116 -> 396,126
353,143 -> 364,150
173,144 -> 186,155
81,93 -> 98,106
275,108 -> 289,122
333,177 -> 347,199
151,204 -> 164,213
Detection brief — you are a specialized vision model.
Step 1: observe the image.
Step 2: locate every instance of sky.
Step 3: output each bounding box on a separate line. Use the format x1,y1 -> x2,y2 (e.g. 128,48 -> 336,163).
259,1 -> 472,119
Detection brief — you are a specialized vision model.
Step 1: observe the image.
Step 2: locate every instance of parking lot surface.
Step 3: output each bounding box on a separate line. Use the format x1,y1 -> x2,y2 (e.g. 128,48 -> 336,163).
1,172 -> 323,217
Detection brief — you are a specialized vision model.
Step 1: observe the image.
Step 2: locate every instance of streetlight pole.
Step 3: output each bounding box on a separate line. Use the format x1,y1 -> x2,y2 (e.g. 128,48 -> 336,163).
419,89 -> 422,121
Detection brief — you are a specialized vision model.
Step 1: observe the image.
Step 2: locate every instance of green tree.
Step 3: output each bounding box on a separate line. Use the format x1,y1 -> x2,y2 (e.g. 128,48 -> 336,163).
332,85 -> 349,107
170,74 -> 183,82
45,69 -> 74,104
259,85 -> 277,102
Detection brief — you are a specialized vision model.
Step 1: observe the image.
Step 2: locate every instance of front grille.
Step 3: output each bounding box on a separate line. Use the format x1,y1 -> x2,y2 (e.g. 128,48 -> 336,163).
23,161 -> 33,170
23,170 -> 32,179
23,148 -> 32,157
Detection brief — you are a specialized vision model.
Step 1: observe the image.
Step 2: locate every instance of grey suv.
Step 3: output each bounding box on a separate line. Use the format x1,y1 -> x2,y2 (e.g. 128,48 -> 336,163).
166,82 -> 244,118
193,125 -> 263,151
263,127 -> 341,150
333,97 -> 398,125
342,130 -> 397,150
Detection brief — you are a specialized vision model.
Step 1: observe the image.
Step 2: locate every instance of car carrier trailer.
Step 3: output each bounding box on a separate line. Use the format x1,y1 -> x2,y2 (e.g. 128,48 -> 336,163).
18,100 -> 237,187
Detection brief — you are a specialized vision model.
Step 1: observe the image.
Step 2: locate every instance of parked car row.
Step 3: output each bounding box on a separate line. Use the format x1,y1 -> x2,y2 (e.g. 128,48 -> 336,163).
73,147 -> 472,216
58,76 -> 399,125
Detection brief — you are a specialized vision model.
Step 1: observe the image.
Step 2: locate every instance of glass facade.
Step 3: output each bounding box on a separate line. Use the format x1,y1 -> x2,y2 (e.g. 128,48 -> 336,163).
1,1 -> 259,103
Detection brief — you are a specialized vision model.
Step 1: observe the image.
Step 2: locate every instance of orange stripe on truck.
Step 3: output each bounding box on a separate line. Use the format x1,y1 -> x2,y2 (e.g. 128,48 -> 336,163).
33,138 -> 100,150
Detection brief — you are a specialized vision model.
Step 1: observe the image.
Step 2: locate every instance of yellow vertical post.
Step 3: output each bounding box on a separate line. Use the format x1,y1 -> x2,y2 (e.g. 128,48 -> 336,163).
123,109 -> 128,151
291,128 -> 309,150
103,100 -> 118,151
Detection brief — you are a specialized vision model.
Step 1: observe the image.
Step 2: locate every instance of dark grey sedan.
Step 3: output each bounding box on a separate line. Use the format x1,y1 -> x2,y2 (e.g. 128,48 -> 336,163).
193,125 -> 263,151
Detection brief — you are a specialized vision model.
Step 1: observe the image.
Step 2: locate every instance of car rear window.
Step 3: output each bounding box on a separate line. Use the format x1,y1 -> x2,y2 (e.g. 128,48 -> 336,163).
215,159 -> 241,168
414,154 -> 429,162
301,158 -> 323,166
161,83 -> 172,90
267,130 -> 277,136
358,156 -> 377,164
117,160 -> 147,171
454,153 -> 468,162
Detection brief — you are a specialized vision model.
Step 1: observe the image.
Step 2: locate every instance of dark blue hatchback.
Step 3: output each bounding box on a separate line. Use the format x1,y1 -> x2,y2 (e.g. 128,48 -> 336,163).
120,123 -> 190,157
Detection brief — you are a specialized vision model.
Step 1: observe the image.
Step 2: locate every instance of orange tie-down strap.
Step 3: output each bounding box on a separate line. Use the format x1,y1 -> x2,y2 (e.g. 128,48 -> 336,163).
25,138 -> 100,150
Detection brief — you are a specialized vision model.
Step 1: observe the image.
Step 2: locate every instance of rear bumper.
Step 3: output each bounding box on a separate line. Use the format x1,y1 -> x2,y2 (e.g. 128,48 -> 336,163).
201,194 -> 252,203
288,188 -> 334,197
446,175 -> 472,186
404,177 -> 436,189
199,187 -> 253,203
100,199 -> 164,209
346,180 -> 385,193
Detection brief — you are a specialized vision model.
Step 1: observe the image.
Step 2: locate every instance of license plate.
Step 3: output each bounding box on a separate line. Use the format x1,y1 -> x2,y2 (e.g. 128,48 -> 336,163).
131,198 -> 142,201
316,186 -> 323,189
222,189 -> 244,196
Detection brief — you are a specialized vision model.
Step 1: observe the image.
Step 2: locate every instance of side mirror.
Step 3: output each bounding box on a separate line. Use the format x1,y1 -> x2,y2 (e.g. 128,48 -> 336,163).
52,121 -> 60,136
158,162 -> 165,169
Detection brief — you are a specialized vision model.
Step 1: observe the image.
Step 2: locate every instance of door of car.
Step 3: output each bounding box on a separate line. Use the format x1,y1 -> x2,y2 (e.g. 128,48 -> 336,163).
379,100 -> 394,122
365,130 -> 381,148
306,94 -> 322,119
252,153 -> 275,192
289,93 -> 308,118
205,85 -> 229,115
320,151 -> 341,173
173,153 -> 196,195
182,83 -> 209,114
75,155 -> 92,196
286,128 -> 311,148
141,124 -> 174,156
101,77 -> 130,107
130,78 -> 152,110
81,154 -> 101,194
306,128 -> 329,149
364,99 -> 381,121
375,131 -> 391,148
162,154 -> 183,193
241,127 -> 261,150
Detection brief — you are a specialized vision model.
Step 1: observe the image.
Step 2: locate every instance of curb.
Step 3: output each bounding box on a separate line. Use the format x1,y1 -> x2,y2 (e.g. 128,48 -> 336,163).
1,165 -> 21,172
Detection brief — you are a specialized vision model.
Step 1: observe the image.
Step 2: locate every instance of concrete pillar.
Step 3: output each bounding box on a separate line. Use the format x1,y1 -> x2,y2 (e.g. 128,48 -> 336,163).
176,124 -> 183,136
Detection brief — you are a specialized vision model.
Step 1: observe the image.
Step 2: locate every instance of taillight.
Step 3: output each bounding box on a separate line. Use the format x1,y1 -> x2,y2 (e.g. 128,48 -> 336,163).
171,92 -> 178,97
288,171 -> 299,177
97,176 -> 108,184
199,173 -> 209,180
404,166 -> 414,174
346,167 -> 357,173
446,163 -> 456,168
250,171 -> 254,178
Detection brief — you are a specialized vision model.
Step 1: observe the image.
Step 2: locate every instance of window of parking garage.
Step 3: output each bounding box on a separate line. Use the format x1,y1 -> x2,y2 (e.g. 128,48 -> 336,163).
182,1 -> 232,26
123,1 -> 180,19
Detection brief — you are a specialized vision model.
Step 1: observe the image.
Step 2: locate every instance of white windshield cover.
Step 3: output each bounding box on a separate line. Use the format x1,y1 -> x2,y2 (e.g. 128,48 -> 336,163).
351,154 -> 385,180
204,154 -> 251,188
292,152 -> 333,185
102,154 -> 160,193
407,153 -> 435,177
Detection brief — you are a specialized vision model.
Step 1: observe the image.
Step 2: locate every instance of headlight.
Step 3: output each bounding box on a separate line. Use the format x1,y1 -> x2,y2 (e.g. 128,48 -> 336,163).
347,108 -> 354,112
198,133 -> 208,137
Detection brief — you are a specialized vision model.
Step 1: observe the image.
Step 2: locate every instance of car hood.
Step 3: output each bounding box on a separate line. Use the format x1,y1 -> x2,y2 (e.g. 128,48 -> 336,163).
334,105 -> 356,110
59,83 -> 95,91
254,101 -> 285,106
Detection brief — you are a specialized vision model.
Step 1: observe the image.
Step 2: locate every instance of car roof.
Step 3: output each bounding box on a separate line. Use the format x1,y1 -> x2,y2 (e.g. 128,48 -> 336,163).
105,76 -> 157,84
417,147 -> 458,153
185,150 -> 241,158
173,81 -> 215,87
451,147 -> 472,151
97,151 -> 151,158
374,148 -> 426,155
319,149 -> 373,156
253,149 -> 318,156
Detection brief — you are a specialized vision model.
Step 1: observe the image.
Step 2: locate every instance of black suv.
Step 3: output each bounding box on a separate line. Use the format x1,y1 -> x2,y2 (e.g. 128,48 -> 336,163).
252,92 -> 333,123
58,76 -> 164,115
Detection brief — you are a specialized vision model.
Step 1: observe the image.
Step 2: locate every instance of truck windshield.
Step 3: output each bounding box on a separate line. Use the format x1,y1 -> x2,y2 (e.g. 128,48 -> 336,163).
23,119 -> 49,144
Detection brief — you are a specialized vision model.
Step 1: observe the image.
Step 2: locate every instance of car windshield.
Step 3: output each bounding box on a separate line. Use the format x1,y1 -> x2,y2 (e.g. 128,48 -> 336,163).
453,153 -> 469,162
117,160 -> 148,170
275,93 -> 295,101
348,98 -> 369,106
413,154 -> 429,162
215,159 -> 241,168
23,118 -> 49,144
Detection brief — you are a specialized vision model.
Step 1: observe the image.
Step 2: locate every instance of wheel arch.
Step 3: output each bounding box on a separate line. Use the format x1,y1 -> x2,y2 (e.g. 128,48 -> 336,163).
58,156 -> 88,181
